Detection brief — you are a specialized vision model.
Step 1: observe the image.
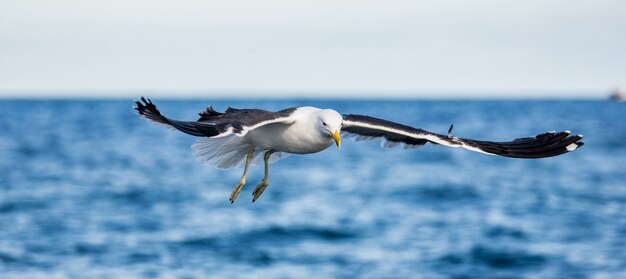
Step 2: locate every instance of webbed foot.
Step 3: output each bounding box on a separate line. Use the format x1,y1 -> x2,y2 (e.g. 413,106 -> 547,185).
229,178 -> 246,203
252,180 -> 269,203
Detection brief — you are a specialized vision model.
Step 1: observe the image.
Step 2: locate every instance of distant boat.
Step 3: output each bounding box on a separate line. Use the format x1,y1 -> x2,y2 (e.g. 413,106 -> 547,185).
609,88 -> 626,102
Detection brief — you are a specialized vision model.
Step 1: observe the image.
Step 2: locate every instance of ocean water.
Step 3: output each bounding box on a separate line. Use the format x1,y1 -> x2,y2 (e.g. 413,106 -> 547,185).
0,99 -> 624,279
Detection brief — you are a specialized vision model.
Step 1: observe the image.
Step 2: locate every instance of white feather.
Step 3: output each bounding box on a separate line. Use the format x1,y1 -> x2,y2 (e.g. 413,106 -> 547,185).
566,143 -> 579,151
192,135 -> 252,169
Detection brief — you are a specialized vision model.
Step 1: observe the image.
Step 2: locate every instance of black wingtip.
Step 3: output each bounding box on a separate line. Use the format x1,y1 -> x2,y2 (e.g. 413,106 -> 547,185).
133,96 -> 169,125
134,96 -> 151,114
459,129 -> 585,159
197,105 -> 224,121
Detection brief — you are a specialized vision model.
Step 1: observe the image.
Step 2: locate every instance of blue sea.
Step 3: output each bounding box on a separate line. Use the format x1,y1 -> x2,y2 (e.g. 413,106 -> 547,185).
0,99 -> 624,278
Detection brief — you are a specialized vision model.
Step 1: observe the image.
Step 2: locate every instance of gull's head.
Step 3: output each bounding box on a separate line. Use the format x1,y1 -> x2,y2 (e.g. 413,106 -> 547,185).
317,109 -> 343,148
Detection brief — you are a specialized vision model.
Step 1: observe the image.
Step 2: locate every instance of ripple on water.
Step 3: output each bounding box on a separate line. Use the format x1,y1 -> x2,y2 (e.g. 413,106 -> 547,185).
387,183 -> 482,206
168,225 -> 358,266
0,200 -> 48,214
470,246 -> 547,269
243,226 -> 357,241
174,226 -> 356,251
485,226 -> 528,240
0,251 -> 52,269
439,245 -> 547,270
74,243 -> 108,255
125,252 -> 161,264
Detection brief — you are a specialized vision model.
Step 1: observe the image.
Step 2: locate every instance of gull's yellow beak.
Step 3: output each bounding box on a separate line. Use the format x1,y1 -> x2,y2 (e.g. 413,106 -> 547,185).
332,130 -> 341,148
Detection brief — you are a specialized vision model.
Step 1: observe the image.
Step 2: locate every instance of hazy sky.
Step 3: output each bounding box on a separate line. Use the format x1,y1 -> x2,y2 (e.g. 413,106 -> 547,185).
1,0 -> 625,98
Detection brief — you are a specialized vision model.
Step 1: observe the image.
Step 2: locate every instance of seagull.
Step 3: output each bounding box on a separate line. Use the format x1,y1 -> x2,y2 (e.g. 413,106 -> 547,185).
134,97 -> 584,203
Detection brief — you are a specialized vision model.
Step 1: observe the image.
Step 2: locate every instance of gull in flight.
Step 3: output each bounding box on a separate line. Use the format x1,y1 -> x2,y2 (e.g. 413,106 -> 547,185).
134,97 -> 584,203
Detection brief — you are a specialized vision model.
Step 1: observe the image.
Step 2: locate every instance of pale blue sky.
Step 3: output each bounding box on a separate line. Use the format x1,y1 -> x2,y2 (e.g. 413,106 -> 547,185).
1,0 -> 625,98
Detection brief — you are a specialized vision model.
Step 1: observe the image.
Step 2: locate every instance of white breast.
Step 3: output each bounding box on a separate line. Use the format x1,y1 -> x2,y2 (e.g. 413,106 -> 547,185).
244,107 -> 333,154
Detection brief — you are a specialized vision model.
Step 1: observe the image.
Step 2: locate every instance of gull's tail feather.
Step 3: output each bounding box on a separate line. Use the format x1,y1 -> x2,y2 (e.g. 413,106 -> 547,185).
134,97 -> 206,136
192,136 -> 251,169
192,136 -> 291,169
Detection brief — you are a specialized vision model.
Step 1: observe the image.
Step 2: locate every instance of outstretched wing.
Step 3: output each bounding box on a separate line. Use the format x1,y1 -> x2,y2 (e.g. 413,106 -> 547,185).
342,114 -> 584,158
134,97 -> 296,138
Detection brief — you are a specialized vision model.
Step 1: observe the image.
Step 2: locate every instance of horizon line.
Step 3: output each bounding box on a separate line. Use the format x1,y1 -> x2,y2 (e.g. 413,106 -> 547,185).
0,89 -> 611,100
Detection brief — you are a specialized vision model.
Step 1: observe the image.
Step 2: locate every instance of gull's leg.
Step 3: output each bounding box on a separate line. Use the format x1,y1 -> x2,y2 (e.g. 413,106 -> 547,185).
252,151 -> 275,202
229,151 -> 254,204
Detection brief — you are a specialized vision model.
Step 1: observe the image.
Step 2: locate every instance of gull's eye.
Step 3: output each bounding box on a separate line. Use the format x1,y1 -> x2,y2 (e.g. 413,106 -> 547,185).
322,121 -> 327,126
